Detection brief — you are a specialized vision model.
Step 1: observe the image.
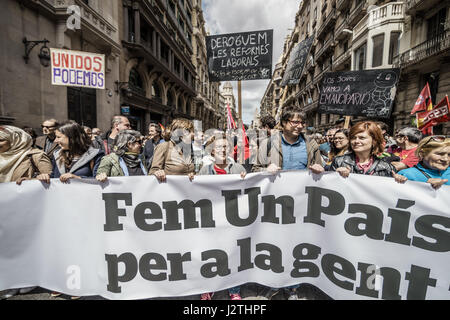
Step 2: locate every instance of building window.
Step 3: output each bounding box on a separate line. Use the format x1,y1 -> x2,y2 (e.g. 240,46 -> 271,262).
354,43 -> 366,70
372,34 -> 384,68
161,40 -> 169,62
427,8 -> 447,39
129,68 -> 145,96
388,31 -> 400,65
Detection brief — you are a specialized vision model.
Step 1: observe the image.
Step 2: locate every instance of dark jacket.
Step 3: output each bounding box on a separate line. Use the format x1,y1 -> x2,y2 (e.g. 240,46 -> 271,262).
51,147 -> 104,178
143,138 -> 165,168
92,130 -> 114,155
35,135 -> 60,159
252,131 -> 322,172
329,152 -> 396,177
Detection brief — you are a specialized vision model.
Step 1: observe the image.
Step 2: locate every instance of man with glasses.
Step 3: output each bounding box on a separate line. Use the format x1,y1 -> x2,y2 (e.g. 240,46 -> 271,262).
93,115 -> 131,155
35,119 -> 60,159
253,106 -> 324,300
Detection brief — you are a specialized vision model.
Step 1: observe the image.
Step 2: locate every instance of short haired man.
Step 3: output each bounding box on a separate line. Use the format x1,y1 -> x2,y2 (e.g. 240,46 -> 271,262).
35,119 -> 60,159
260,115 -> 276,135
253,106 -> 323,300
390,127 -> 422,171
93,115 -> 131,155
253,105 -> 323,175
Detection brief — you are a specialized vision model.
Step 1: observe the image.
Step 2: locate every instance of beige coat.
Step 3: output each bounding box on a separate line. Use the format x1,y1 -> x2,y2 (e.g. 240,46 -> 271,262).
11,149 -> 53,182
149,141 -> 194,176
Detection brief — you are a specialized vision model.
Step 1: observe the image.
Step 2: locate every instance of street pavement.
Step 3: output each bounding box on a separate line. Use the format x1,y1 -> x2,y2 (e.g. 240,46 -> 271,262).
1,283 -> 332,300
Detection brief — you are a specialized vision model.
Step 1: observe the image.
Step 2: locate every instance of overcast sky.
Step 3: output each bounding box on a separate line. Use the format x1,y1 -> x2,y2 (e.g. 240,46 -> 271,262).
202,0 -> 299,125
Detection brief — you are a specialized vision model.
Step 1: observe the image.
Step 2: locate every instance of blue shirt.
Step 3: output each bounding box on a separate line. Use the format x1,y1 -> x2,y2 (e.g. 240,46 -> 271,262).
281,134 -> 308,170
398,163 -> 450,185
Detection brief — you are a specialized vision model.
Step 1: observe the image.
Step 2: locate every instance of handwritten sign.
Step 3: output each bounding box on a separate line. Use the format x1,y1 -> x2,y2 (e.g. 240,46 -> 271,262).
281,36 -> 314,87
206,30 -> 273,82
318,69 -> 400,119
51,48 -> 105,89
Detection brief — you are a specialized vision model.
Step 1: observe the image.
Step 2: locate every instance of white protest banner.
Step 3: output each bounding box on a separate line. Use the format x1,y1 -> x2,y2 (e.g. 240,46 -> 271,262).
50,48 -> 105,89
0,172 -> 449,300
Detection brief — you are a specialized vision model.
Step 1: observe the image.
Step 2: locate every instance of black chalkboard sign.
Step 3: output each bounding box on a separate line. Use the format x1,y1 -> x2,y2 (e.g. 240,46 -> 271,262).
281,36 -> 314,87
318,69 -> 400,119
206,30 -> 273,82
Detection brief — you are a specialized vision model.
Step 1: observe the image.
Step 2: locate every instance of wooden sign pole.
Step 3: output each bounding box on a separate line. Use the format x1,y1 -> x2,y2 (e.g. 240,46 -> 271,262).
238,80 -> 243,124
344,116 -> 351,129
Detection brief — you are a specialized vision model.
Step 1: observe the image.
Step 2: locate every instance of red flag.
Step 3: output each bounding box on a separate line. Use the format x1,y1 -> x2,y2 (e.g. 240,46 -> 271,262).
233,123 -> 250,162
411,83 -> 432,115
226,104 -> 237,130
417,95 -> 450,132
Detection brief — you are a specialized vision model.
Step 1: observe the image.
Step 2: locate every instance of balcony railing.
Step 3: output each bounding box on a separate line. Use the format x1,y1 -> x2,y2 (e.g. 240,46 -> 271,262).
370,2 -> 405,27
335,18 -> 349,40
336,0 -> 351,12
333,50 -> 351,69
393,29 -> 450,68
315,36 -> 335,61
348,0 -> 368,28
317,8 -> 336,39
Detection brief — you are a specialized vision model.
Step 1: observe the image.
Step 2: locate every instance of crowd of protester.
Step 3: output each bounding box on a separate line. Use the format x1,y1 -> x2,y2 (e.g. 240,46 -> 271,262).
1,105 -> 449,300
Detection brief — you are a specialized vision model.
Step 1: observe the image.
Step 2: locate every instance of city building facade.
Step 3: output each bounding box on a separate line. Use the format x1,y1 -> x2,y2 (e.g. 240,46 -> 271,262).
261,0 -> 449,135
0,0 -> 122,130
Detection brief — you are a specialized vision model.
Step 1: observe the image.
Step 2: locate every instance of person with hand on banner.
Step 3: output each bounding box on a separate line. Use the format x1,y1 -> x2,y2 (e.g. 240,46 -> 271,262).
196,134 -> 247,300
37,121 -> 104,184
326,129 -> 350,169
329,121 -> 398,178
96,130 -> 147,182
149,118 -> 195,182
252,105 -> 324,176
397,135 -> 450,190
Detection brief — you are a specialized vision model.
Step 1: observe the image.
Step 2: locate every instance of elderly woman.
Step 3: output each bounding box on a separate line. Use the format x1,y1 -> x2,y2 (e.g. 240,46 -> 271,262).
0,126 -> 52,185
329,121 -> 396,177
397,136 -> 450,190
36,121 -> 103,184
149,118 -> 195,182
96,130 -> 147,182
0,126 -> 52,299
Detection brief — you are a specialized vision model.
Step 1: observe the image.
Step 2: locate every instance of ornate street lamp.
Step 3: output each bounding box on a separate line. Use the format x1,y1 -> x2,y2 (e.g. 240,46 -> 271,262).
23,38 -> 51,67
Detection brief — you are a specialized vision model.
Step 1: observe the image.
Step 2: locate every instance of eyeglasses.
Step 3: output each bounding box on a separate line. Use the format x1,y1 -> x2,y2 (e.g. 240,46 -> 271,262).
422,135 -> 446,148
289,120 -> 305,126
333,137 -> 346,141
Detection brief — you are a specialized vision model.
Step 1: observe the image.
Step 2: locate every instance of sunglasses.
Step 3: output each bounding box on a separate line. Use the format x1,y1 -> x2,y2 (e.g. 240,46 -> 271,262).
422,135 -> 446,148
41,125 -> 56,129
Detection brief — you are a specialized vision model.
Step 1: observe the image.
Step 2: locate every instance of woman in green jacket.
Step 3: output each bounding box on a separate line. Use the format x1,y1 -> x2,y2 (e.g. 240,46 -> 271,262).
96,130 -> 147,182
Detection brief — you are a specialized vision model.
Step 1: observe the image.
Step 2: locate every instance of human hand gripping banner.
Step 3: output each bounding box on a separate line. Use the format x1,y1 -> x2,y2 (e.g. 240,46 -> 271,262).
0,172 -> 449,300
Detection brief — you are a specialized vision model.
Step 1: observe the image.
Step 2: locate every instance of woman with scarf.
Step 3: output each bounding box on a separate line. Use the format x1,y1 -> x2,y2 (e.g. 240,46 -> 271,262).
0,125 -> 52,299
0,125 -> 52,185
149,118 -> 195,182
96,130 -> 147,182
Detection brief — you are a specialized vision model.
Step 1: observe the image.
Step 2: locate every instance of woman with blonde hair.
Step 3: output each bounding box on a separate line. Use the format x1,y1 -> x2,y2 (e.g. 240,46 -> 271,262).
397,135 -> 450,190
149,118 -> 195,182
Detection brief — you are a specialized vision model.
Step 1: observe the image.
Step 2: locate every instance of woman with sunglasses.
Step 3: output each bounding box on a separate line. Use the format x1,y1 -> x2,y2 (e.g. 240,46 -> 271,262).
96,130 -> 147,182
326,129 -> 350,169
397,136 -> 450,190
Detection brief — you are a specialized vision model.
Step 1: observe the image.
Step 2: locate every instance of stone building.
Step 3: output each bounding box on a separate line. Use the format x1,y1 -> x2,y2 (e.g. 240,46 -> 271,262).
393,0 -> 450,135
221,81 -> 238,126
119,0 -> 198,132
261,0 -> 449,135
191,0 -> 222,130
0,0 -> 121,130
